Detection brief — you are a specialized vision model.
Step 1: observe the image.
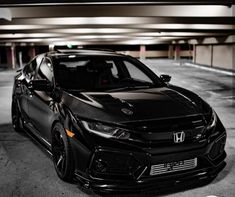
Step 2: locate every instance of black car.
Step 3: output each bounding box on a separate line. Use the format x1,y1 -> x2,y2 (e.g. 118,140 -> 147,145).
12,49 -> 226,193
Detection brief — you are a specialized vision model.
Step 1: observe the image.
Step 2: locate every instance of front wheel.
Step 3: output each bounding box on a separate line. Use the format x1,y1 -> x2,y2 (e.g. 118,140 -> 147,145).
51,123 -> 75,182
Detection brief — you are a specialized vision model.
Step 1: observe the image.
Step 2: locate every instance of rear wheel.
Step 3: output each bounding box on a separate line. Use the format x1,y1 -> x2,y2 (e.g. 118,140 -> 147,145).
52,123 -> 75,182
11,98 -> 23,132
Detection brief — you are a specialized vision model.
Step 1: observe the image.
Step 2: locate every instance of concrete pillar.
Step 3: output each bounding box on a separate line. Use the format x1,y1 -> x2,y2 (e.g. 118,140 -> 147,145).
168,45 -> 174,59
210,45 -> 213,67
232,6 -> 235,105
11,45 -> 16,69
49,44 -> 54,51
174,45 -> 181,60
18,51 -> 23,68
192,44 -> 196,63
28,46 -> 36,59
6,44 -> 16,69
139,45 -> 146,59
232,5 -> 235,71
0,51 -> 1,65
233,43 -> 235,71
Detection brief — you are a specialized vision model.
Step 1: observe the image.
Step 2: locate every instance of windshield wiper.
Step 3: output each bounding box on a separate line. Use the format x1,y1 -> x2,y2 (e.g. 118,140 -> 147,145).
107,85 -> 151,92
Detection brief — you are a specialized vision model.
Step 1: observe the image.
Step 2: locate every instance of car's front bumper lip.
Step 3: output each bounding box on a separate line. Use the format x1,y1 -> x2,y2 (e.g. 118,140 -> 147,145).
74,150 -> 226,192
75,156 -> 226,193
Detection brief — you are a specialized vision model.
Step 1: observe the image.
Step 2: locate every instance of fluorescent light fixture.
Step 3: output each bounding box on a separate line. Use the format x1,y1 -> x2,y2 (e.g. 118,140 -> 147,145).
0,25 -> 48,30
20,17 -> 146,25
132,32 -> 213,37
0,33 -> 64,38
53,28 -> 137,34
52,41 -> 83,46
8,38 -> 44,42
137,24 -> 233,30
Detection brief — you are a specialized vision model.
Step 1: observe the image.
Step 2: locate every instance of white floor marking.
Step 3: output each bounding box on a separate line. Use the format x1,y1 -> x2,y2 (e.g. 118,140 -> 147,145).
184,63 -> 235,76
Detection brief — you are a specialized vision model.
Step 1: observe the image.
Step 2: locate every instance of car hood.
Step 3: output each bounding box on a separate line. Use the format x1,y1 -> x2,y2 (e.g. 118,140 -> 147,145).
62,86 -> 207,124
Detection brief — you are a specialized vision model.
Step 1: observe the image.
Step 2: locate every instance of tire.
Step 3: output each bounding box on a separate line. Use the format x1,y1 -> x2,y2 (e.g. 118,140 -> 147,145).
51,123 -> 75,182
11,98 -> 23,132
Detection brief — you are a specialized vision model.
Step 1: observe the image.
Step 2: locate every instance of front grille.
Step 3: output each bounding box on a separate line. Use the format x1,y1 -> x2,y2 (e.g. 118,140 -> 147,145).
150,158 -> 197,176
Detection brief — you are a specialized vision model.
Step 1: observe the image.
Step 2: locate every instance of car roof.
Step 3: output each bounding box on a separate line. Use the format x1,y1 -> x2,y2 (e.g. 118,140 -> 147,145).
47,49 -> 126,58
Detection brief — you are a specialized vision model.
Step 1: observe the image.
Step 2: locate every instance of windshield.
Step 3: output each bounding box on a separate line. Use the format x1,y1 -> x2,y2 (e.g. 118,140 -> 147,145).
53,55 -> 163,92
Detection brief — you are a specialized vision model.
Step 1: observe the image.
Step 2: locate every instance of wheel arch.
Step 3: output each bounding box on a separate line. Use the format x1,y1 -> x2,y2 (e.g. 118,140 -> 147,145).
50,111 -> 71,143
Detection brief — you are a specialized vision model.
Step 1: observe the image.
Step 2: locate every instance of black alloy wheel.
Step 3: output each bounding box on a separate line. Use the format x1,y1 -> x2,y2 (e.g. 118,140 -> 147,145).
11,98 -> 23,132
52,123 -> 74,182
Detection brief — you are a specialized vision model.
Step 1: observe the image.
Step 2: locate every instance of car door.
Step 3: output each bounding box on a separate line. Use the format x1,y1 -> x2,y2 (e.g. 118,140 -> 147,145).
27,57 -> 55,143
18,57 -> 39,120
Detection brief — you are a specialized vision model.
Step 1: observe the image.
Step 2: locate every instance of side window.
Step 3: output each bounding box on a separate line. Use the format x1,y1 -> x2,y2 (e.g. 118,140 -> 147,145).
24,59 -> 37,79
123,61 -> 152,83
37,58 -> 53,82
106,60 -> 118,78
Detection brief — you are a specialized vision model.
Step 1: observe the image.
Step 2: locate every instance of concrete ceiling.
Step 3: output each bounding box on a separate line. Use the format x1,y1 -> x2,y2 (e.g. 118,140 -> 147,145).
0,1 -> 235,45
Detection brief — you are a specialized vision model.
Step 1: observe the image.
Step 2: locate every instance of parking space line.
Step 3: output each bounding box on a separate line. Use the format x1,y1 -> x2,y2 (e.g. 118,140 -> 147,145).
184,63 -> 235,76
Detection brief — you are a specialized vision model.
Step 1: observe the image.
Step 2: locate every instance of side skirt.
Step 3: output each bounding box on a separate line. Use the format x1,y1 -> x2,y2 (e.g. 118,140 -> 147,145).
23,121 -> 52,156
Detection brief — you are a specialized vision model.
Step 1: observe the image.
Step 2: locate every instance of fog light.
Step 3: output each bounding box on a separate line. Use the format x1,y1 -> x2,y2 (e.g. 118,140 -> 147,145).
94,159 -> 107,173
209,136 -> 226,160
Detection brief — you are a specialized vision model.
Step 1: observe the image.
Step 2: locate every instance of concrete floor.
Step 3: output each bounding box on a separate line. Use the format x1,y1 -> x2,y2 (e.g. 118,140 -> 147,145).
0,59 -> 234,197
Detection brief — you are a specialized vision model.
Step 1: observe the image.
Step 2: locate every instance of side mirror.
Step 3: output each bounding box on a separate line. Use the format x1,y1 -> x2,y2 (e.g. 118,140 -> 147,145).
160,74 -> 171,83
28,79 -> 53,91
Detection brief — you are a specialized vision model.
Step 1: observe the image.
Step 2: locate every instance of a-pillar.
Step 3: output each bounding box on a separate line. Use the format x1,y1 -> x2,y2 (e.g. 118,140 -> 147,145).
174,44 -> 181,60
6,44 -> 16,69
139,45 -> 146,59
168,45 -> 174,59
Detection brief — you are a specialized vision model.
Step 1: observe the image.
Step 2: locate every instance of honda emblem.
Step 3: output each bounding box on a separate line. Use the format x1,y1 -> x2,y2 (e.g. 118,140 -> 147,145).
173,131 -> 185,143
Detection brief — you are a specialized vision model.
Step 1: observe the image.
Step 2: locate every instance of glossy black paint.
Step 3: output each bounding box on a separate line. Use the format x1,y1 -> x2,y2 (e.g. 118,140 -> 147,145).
12,49 -> 227,193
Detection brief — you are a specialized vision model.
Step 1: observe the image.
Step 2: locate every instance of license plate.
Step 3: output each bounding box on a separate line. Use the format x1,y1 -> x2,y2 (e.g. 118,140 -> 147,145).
150,158 -> 197,176
164,160 -> 185,171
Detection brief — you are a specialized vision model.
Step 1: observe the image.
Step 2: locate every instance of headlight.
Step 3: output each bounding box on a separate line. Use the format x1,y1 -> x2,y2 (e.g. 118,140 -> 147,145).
207,109 -> 217,130
81,120 -> 130,140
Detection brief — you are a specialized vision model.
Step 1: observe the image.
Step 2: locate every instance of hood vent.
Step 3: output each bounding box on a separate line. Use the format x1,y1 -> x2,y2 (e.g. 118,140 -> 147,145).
162,90 -> 195,109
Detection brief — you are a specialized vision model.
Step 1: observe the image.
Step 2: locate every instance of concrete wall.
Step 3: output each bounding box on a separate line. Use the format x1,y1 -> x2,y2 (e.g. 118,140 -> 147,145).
195,44 -> 235,71
195,45 -> 212,66
212,45 -> 234,70
119,50 -> 191,59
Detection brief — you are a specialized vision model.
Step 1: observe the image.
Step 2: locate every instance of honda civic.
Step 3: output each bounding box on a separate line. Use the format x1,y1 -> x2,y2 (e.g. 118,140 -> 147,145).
12,49 -> 226,193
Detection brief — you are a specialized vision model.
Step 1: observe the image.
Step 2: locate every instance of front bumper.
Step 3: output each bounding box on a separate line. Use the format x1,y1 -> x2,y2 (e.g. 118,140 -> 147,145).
72,132 -> 227,193
84,159 -> 226,193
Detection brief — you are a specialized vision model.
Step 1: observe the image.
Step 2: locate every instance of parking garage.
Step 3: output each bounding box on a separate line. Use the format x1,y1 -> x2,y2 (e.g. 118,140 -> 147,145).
0,1 -> 235,196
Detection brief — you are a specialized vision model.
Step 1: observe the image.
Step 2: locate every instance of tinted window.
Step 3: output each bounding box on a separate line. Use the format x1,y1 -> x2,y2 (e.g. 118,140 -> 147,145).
106,60 -> 118,78
124,61 -> 152,83
53,56 -> 161,91
35,54 -> 44,66
24,59 -> 37,79
24,54 -> 44,80
37,58 -> 53,82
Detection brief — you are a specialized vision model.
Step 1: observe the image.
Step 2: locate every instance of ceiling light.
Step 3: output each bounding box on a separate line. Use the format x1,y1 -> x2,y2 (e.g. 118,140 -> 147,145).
0,25 -> 48,30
